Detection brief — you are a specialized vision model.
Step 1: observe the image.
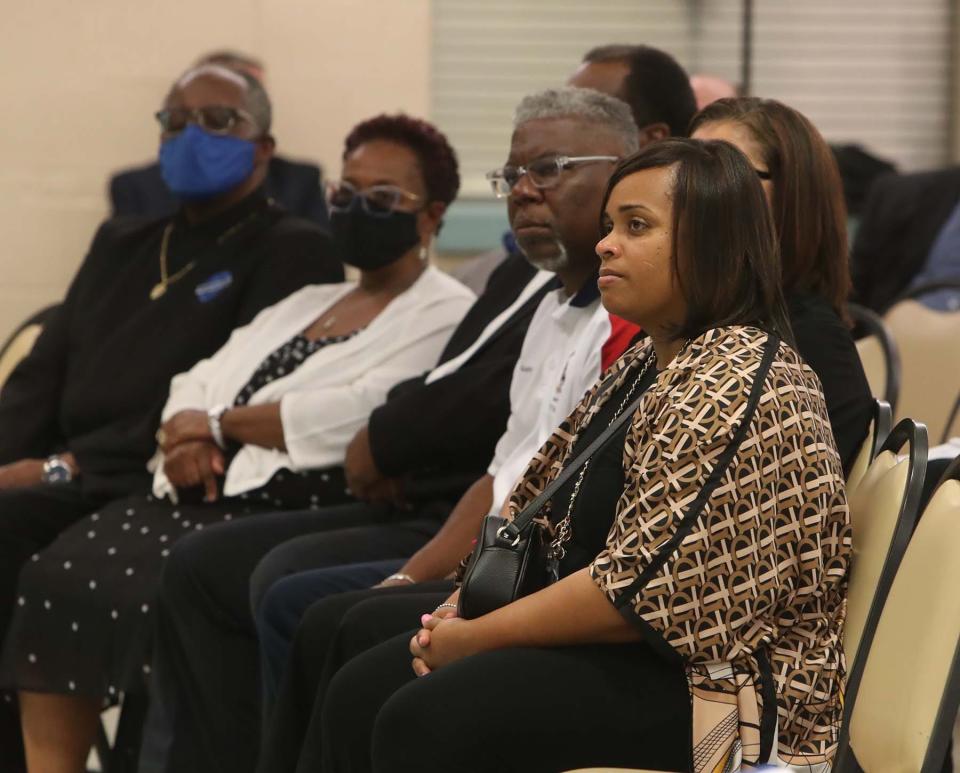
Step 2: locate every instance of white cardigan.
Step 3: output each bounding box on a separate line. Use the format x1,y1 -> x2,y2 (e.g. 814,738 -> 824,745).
152,266 -> 475,498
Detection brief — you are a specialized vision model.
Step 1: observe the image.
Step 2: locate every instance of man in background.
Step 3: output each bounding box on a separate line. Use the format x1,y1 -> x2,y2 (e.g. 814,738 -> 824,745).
852,166 -> 960,313
456,43 -> 698,293
110,50 -> 328,226
690,72 -> 738,109
0,63 -> 341,772
568,44 -> 697,142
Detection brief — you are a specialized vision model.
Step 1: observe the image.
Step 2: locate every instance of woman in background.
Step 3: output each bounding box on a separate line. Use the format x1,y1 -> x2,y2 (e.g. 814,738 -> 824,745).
691,96 -> 873,472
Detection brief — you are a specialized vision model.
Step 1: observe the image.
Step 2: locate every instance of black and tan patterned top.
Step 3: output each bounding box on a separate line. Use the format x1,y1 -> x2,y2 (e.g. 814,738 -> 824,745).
506,325 -> 850,772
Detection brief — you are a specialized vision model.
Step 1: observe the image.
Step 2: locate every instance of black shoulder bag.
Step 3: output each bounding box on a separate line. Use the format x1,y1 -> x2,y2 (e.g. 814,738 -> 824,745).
458,352 -> 658,619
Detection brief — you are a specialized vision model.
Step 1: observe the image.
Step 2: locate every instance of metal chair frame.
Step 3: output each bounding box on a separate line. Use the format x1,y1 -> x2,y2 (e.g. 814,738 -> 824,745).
942,388 -> 960,444
867,398 -> 893,459
92,693 -> 148,773
849,302 -> 901,412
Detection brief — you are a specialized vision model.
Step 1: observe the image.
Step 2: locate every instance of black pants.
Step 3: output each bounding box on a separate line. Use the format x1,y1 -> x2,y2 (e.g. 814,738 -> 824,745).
319,631 -> 691,773
0,482 -> 109,773
144,501 -> 446,773
259,586 -> 452,773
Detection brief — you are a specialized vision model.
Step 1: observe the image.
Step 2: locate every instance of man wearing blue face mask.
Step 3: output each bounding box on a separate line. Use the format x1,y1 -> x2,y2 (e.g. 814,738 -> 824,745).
0,63 -> 341,772
111,50 -> 328,225
156,64 -> 278,223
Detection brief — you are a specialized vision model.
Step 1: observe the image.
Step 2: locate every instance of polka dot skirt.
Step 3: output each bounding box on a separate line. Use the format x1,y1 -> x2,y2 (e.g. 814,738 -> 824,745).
1,494 -> 269,698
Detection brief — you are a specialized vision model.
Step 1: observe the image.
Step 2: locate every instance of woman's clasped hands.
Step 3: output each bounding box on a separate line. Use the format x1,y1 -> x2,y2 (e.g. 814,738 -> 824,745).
158,409 -> 223,502
409,592 -> 479,677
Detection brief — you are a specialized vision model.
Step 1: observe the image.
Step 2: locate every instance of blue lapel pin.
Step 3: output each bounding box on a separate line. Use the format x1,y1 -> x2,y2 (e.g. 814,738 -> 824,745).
195,270 -> 234,303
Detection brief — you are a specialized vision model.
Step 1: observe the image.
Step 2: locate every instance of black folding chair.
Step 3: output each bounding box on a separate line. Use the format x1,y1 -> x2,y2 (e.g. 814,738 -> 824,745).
91,692 -> 149,773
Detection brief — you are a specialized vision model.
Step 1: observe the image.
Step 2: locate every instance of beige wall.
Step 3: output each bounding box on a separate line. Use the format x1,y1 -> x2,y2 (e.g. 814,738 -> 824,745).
0,0 -> 430,340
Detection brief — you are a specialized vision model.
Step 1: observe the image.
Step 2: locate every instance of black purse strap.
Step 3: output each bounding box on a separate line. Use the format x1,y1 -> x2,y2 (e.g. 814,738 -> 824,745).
497,378 -> 651,546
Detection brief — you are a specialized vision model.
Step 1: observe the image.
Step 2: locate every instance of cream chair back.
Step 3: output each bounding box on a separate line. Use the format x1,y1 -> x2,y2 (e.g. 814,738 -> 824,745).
850,302 -> 900,412
845,400 -> 892,497
844,450 -> 902,660
842,420 -> 927,719
0,304 -> 58,394
0,323 -> 42,391
884,300 -> 960,441
844,464 -> 960,772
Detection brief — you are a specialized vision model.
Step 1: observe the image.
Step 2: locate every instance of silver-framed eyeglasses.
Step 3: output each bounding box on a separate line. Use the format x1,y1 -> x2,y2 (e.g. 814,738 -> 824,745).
486,155 -> 618,198
155,105 -> 259,136
327,180 -> 421,217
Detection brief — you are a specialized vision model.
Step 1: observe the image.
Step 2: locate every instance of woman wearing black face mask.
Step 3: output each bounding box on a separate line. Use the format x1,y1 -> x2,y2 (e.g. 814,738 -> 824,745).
1,114 -> 474,772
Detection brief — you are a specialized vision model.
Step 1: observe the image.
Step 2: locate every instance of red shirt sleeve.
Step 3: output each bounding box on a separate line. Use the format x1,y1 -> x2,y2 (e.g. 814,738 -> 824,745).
601,314 -> 642,372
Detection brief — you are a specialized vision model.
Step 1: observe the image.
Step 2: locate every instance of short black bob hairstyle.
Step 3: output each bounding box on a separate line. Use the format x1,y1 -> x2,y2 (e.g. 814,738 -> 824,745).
343,114 -> 460,207
600,138 -> 794,346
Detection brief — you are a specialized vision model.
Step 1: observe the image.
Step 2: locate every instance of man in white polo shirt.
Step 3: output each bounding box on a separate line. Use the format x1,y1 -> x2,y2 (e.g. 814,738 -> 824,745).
486,278 -> 630,520
372,87 -> 642,588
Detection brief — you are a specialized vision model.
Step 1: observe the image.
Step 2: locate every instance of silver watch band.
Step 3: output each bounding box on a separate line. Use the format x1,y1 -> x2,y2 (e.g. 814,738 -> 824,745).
207,405 -> 229,450
42,455 -> 74,484
385,573 -> 416,585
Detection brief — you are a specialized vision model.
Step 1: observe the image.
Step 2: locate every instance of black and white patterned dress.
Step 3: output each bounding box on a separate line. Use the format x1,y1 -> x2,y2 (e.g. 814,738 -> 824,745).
0,331 -> 358,699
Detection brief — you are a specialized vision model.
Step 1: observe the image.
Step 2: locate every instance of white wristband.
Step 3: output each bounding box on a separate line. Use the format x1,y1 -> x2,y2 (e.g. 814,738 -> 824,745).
385,573 -> 416,585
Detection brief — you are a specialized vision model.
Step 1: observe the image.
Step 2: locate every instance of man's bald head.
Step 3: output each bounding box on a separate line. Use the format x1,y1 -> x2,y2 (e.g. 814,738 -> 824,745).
167,64 -> 272,136
690,74 -> 739,110
196,49 -> 266,83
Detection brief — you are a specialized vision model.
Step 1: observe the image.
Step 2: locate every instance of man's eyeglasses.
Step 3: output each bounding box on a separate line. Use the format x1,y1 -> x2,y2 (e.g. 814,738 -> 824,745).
327,180 -> 421,217
486,155 -> 618,198
155,106 -> 258,136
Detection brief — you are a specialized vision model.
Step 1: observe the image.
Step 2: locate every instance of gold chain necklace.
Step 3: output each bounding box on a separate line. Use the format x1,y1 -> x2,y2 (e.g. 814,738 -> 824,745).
150,223 -> 196,301
148,208 -> 266,302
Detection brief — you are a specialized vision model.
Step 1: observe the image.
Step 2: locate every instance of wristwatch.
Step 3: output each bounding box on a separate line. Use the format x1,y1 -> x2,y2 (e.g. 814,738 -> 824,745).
42,455 -> 74,484
207,405 -> 229,450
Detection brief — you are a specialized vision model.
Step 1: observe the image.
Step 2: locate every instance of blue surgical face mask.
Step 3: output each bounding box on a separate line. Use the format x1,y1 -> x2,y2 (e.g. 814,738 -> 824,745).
159,124 -> 256,200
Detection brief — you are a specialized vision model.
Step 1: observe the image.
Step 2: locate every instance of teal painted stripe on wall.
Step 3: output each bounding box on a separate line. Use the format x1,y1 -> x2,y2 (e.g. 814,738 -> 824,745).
436,199 -> 510,253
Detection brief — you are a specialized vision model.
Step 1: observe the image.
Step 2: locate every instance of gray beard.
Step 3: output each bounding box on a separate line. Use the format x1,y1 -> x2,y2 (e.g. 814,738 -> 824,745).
521,239 -> 569,273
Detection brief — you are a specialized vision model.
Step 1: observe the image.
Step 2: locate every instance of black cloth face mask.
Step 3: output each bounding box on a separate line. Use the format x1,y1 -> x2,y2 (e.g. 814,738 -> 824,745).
330,207 -> 422,270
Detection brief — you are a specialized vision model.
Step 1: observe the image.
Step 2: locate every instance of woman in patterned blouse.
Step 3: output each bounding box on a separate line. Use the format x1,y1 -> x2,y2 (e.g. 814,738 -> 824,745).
318,138 -> 850,773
